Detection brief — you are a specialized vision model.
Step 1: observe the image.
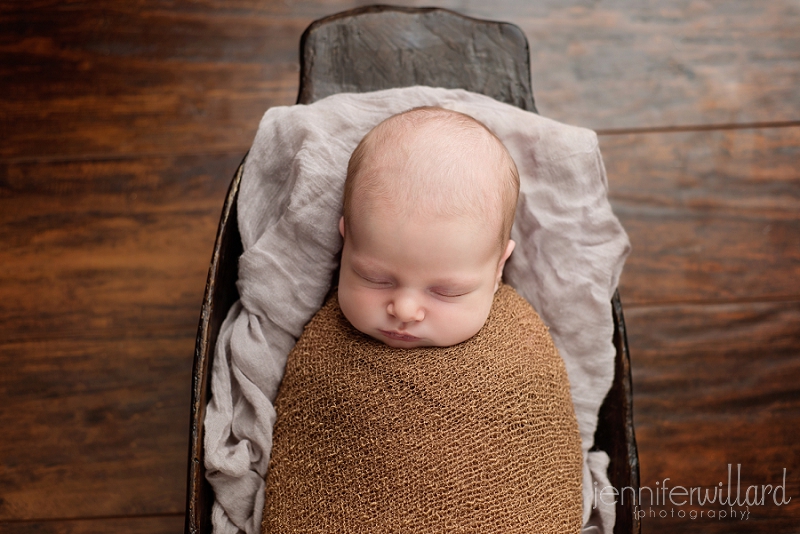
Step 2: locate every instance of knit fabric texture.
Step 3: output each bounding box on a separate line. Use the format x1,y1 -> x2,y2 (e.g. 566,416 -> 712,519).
262,284 -> 583,533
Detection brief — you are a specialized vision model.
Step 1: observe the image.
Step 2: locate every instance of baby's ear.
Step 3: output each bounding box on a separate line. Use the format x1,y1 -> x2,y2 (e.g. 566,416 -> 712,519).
495,239 -> 516,289
339,216 -> 345,238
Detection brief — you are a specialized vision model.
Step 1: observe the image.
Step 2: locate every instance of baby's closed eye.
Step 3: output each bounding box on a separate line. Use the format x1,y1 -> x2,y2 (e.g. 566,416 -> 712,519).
353,268 -> 392,286
429,287 -> 471,298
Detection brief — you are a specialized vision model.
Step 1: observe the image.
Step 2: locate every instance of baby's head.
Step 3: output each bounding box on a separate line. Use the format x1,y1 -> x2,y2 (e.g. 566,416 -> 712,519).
337,107 -> 519,347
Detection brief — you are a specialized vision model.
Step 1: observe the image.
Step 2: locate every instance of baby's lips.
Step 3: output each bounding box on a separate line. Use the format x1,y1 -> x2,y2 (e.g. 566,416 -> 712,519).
379,329 -> 420,342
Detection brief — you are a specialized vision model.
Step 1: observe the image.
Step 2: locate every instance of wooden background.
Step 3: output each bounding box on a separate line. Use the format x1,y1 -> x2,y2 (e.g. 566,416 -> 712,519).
1,1 -> 798,533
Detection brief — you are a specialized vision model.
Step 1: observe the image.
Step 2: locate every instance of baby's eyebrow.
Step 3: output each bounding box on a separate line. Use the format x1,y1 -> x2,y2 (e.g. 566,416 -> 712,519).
429,277 -> 481,290
349,260 -> 394,282
350,258 -> 387,274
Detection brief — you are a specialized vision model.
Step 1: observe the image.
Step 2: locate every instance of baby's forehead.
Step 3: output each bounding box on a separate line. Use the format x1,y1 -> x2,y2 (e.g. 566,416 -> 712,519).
364,115 -> 506,176
350,161 -> 506,231
344,107 -> 517,251
357,118 -> 502,198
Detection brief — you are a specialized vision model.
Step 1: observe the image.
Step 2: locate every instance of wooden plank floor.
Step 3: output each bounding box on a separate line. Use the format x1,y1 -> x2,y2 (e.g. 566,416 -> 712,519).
1,2 -> 797,533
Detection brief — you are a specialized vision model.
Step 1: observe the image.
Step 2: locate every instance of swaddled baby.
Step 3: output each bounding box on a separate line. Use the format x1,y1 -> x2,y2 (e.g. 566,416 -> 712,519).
262,107 -> 583,533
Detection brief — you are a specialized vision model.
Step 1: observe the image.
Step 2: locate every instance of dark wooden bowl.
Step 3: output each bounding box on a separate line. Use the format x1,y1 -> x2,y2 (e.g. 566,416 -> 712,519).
185,6 -> 640,534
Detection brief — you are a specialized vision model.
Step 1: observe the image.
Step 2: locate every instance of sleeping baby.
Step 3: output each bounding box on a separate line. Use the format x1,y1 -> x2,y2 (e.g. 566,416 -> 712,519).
262,107 -> 583,533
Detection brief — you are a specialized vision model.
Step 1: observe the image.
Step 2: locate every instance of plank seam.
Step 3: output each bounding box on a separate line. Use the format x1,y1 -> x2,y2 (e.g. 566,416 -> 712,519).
622,296 -> 800,310
597,120 -> 800,136
0,512 -> 183,524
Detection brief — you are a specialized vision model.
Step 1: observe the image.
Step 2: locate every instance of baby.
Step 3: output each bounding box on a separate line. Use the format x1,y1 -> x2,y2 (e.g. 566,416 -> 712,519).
337,106 -> 518,348
262,107 -> 583,533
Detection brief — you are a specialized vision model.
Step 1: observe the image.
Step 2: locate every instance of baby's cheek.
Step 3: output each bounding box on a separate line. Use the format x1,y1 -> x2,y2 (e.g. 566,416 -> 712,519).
466,297 -> 494,334
337,287 -> 361,326
339,286 -> 378,332
439,302 -> 488,345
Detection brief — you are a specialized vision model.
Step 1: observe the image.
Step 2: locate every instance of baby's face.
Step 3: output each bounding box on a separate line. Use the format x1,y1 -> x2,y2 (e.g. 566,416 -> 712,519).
337,208 -> 514,348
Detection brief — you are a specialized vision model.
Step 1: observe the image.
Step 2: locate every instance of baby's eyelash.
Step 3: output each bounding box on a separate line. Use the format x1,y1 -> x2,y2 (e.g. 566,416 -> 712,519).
432,290 -> 467,298
358,273 -> 391,285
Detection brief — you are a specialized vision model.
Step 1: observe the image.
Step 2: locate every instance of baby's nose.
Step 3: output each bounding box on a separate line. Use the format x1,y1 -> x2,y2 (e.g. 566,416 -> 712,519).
387,294 -> 425,323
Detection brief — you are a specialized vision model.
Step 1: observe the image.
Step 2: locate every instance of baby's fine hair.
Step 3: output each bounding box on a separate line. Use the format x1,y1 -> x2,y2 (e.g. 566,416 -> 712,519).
343,107 -> 520,250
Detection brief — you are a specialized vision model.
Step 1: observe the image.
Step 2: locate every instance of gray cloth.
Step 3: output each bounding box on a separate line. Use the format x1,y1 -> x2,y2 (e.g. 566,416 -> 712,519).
204,86 -> 630,534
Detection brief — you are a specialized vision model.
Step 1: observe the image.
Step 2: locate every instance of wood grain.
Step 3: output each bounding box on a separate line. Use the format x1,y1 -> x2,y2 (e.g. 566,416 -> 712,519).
625,301 -> 800,533
1,3 -> 304,159
2,0 -> 799,161
298,7 -> 535,111
513,1 -> 800,130
0,154 -> 237,341
0,154 -> 236,520
0,515 -> 183,534
0,336 -> 191,520
2,1 -> 799,532
602,127 -> 800,305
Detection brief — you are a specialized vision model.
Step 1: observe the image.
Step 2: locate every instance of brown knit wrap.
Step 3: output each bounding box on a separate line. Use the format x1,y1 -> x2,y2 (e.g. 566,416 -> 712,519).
262,284 -> 583,533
